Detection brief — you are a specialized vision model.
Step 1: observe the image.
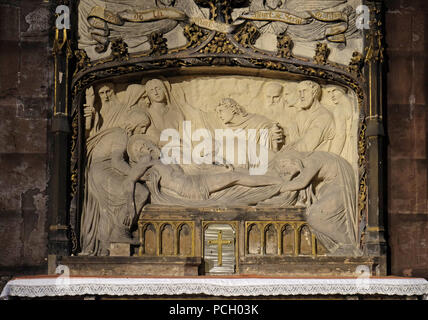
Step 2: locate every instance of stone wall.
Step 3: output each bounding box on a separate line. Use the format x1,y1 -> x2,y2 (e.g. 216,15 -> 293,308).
385,0 -> 428,278
0,0 -> 426,291
0,0 -> 52,288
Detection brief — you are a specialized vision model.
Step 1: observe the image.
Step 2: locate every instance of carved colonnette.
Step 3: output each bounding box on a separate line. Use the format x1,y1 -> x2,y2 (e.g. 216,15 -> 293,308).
48,0 -> 387,277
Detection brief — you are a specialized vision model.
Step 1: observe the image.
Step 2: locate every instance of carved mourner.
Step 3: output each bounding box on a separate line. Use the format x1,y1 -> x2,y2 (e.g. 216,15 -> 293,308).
52,0 -> 387,276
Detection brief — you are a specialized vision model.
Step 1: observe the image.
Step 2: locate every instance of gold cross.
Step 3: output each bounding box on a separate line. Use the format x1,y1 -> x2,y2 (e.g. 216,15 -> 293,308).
208,230 -> 232,267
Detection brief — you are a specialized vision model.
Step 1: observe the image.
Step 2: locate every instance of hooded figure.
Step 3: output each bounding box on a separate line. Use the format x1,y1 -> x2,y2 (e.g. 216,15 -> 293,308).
275,149 -> 361,256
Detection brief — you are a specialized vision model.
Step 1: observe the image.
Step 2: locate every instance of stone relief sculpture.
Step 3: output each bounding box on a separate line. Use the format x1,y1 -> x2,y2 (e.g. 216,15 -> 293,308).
127,135 -> 286,206
285,80 -> 336,153
83,82 -> 145,136
263,81 -> 298,146
78,0 -> 206,57
274,150 -> 361,256
79,75 -> 360,256
323,85 -> 357,165
77,0 -> 363,64
214,98 -> 283,152
241,0 -> 363,63
244,0 -> 357,42
80,110 -> 152,255
140,78 -> 185,143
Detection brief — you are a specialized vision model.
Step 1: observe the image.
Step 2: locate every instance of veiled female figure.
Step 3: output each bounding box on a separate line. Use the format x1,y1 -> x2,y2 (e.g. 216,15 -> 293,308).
80,110 -> 153,256
276,150 -> 361,256
142,78 -> 185,144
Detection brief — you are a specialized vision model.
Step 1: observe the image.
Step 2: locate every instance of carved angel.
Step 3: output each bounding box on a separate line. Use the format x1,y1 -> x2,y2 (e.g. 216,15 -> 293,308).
78,0 -> 206,54
248,0 -> 290,36
245,0 -> 358,43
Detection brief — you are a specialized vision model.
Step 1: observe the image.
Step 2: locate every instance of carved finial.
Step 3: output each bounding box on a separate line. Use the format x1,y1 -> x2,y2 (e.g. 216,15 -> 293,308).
276,32 -> 293,58
110,38 -> 129,61
348,51 -> 364,76
314,42 -> 330,65
234,22 -> 260,47
74,49 -> 91,75
149,32 -> 168,56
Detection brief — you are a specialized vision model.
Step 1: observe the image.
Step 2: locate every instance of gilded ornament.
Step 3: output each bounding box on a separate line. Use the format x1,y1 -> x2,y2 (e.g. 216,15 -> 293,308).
314,42 -> 330,65
110,38 -> 129,61
276,32 -> 293,58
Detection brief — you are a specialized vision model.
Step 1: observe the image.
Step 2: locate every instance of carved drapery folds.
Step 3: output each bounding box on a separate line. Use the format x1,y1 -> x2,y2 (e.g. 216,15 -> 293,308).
54,0 -> 386,273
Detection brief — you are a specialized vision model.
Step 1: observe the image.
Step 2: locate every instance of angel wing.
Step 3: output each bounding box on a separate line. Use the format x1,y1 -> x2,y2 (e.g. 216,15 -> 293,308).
284,0 -> 347,18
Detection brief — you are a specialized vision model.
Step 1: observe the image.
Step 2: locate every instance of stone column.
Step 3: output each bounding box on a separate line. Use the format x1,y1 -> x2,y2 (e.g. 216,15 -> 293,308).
362,0 -> 387,273
48,25 -> 72,257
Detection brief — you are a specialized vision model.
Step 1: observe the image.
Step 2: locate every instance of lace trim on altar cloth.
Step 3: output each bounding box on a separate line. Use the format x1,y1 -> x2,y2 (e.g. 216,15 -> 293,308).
2,277 -> 428,299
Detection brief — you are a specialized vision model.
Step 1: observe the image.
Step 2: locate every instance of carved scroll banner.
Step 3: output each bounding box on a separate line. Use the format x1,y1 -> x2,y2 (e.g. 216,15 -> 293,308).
87,6 -> 188,51
238,10 -> 310,25
309,10 -> 349,43
88,6 -> 187,25
88,6 -> 125,25
88,6 -> 237,35
238,9 -> 349,43
190,17 -> 237,33
87,6 -> 349,44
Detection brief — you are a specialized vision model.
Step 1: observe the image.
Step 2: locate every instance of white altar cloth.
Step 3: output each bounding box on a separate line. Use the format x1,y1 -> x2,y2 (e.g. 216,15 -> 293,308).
2,276 -> 428,299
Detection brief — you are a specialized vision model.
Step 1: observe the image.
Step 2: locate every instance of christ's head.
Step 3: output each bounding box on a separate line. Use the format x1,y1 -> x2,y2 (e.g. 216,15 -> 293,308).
127,135 -> 161,164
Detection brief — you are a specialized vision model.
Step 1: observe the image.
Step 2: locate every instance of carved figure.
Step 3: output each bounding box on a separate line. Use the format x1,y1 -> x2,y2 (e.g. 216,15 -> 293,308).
128,135 -> 284,206
287,80 -> 335,152
80,110 -> 152,256
324,85 -> 356,163
141,78 -> 185,143
247,0 -> 290,36
78,0 -> 206,55
215,97 -> 283,151
243,0 -> 359,43
275,150 -> 361,256
263,82 -> 298,146
84,82 -> 145,136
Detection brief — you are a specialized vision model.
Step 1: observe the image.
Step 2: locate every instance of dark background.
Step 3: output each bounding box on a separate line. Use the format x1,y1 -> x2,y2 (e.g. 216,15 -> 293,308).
0,0 -> 427,290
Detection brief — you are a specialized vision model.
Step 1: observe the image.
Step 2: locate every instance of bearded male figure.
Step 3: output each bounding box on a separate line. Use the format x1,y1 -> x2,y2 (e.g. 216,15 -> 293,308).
83,82 -> 146,136
288,80 -> 335,153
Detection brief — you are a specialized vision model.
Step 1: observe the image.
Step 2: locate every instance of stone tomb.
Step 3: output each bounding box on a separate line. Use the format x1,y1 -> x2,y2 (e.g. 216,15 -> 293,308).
58,207 -> 381,277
